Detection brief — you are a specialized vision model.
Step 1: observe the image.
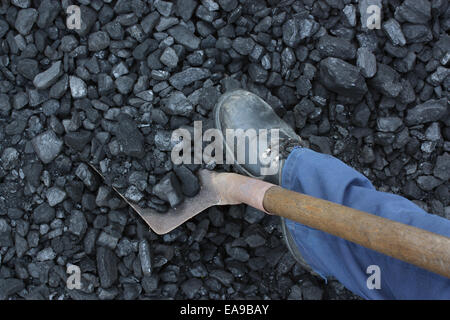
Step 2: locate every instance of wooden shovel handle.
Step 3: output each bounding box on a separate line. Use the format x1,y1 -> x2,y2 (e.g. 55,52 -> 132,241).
263,186 -> 450,279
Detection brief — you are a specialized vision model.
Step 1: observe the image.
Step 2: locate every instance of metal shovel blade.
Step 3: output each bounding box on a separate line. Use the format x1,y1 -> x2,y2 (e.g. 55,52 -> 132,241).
89,165 -> 224,234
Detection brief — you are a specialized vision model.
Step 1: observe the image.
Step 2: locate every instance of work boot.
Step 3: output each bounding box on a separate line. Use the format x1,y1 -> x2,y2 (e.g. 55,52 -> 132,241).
214,89 -> 315,274
214,89 -> 303,185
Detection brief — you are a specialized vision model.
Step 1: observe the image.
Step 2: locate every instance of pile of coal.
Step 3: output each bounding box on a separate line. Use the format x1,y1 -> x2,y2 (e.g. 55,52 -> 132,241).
0,0 -> 448,300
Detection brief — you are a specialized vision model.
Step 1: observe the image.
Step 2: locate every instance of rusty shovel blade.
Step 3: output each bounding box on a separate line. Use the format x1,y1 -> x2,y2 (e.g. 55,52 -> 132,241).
89,165 -> 227,235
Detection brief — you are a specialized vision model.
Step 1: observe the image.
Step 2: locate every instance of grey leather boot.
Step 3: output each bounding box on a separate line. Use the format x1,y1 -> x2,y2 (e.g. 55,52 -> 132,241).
214,89 -> 302,185
214,89 -> 314,273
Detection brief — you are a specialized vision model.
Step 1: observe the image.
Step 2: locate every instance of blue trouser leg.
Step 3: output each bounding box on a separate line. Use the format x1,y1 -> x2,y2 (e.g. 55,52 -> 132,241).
282,147 -> 450,300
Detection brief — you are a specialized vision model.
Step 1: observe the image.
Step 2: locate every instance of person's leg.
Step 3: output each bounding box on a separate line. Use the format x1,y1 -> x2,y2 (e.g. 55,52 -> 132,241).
282,147 -> 450,300
213,89 -> 450,299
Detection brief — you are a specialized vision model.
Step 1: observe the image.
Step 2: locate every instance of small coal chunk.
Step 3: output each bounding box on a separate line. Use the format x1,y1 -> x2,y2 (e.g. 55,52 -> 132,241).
198,86 -> 220,111
283,17 -> 318,47
402,24 -> 432,43
309,136 -> 331,154
7,208 -> 24,220
69,210 -> 87,237
161,91 -> 193,116
169,68 -> 211,90
49,75 -> 68,99
176,0 -> 197,21
114,113 -> 144,158
151,108 -> 169,125
225,244 -> 249,262
37,0 -> 60,28
248,64 -> 268,83
33,61 -> 63,90
343,4 -> 356,26
319,57 -> 367,100
1,147 -> 19,170
425,123 -> 442,141
218,0 -> 237,12
368,63 -> 402,98
277,252 -> 296,275
245,231 -> 266,248
115,76 -> 135,95
96,246 -> 118,288
155,0 -> 173,17
156,17 -> 179,32
15,8 -> 38,35
133,39 -> 158,60
75,163 -> 98,191
17,58 -> 39,80
377,117 -> 403,132
97,74 -> 114,95
32,130 -> 63,164
302,280 -> 324,300
429,67 -> 450,86
139,239 -> 152,277
395,0 -> 431,24
37,247 -> 56,262
136,90 -> 154,102
33,202 -> 56,224
0,95 -> 11,117
160,46 -> 179,68
417,176 -> 442,191
88,31 -> 110,51
187,50 -> 206,66
210,269 -> 234,287
152,172 -> 184,208
97,232 -> 119,250
28,89 -> 49,107
141,11 -> 160,34
154,130 -> 177,151
0,279 -> 25,300
0,219 -> 13,247
195,4 -> 218,22
69,76 -> 88,99
232,37 -> 255,56
433,153 -> 450,181
46,187 -> 66,207
382,19 -> 406,46
64,130 -> 92,151
168,25 -> 200,50
142,275 -> 159,293
112,62 -> 129,79
174,165 -> 200,197
356,47 -> 377,78
0,19 -> 8,38
405,99 -> 448,125
317,34 -> 356,60
244,206 -> 265,224
181,278 -> 202,299
125,185 -> 144,202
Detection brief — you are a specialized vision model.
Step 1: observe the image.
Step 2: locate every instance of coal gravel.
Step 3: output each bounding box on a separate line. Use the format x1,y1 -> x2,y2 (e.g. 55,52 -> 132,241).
0,0 -> 449,300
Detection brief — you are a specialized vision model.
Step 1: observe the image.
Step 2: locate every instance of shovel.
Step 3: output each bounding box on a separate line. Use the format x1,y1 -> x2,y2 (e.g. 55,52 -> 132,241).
89,165 -> 450,278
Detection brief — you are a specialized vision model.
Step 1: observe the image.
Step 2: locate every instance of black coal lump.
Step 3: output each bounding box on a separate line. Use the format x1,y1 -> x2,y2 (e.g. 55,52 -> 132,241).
114,113 -> 144,158
152,172 -> 184,208
174,165 -> 200,197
